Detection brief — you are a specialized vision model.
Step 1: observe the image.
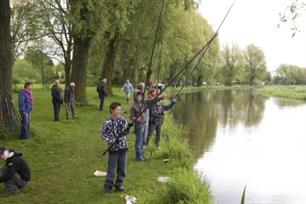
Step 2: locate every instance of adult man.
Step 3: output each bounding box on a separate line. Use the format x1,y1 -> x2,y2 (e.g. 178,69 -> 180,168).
51,80 -> 63,121
97,78 -> 107,111
18,82 -> 33,139
64,82 -> 76,119
0,147 -> 31,196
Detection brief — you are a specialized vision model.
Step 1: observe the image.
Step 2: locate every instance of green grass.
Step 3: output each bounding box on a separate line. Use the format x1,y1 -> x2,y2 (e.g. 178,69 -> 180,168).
0,87 -> 211,204
259,85 -> 306,101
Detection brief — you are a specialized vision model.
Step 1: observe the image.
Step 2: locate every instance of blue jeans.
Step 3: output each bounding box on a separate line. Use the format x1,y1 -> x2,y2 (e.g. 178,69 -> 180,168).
104,151 -> 127,189
135,122 -> 148,160
20,112 -> 30,139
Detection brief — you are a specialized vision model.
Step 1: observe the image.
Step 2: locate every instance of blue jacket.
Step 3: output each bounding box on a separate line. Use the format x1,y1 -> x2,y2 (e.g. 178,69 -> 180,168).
18,90 -> 32,113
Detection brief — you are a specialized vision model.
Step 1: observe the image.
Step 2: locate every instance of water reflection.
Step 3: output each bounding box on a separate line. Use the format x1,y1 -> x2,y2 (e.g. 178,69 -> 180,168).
173,89 -> 266,158
173,90 -> 306,204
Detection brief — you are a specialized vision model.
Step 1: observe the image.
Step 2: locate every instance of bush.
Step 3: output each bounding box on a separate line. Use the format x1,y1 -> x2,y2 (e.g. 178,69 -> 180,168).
143,168 -> 211,204
13,59 -> 40,84
150,116 -> 192,169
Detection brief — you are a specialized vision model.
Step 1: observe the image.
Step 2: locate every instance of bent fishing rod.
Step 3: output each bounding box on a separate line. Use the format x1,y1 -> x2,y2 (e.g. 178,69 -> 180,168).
176,2 -> 235,95
144,0 -> 166,96
102,2 -> 235,156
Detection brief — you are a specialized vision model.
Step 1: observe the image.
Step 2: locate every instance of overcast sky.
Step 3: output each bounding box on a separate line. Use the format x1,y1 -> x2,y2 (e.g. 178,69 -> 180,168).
199,0 -> 306,71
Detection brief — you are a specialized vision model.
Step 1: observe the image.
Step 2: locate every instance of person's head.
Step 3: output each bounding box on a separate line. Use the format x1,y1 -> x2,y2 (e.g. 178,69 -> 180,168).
101,78 -> 107,85
24,82 -> 33,91
148,89 -> 157,98
136,91 -> 144,103
109,102 -> 121,118
126,79 -> 129,84
70,82 -> 76,87
54,79 -> 60,86
137,82 -> 145,91
0,147 -> 9,160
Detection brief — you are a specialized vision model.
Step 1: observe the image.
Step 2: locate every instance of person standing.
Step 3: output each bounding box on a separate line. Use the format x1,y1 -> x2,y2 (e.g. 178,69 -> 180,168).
0,147 -> 31,196
18,82 -> 33,139
147,90 -> 177,148
121,80 -> 133,103
130,91 -> 150,161
97,78 -> 107,111
101,102 -> 132,193
64,82 -> 76,120
51,80 -> 63,121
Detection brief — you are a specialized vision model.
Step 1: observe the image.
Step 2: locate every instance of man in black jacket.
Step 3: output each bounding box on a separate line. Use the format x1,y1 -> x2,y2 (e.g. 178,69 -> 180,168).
51,80 -> 63,121
97,78 -> 107,111
0,147 -> 31,196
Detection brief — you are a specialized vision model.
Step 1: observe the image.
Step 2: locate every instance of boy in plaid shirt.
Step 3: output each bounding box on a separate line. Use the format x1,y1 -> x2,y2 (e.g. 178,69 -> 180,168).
101,102 -> 132,193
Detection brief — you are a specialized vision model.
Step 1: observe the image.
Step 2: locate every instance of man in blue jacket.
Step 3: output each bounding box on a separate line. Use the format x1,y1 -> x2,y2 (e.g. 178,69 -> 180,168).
18,82 -> 33,139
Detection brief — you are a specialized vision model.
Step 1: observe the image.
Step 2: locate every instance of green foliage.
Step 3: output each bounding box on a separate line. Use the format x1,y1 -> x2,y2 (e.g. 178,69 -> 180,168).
220,44 -> 244,85
240,185 -> 247,204
243,44 -> 267,85
274,64 -> 306,85
24,48 -> 55,86
13,59 -> 40,84
143,168 -> 211,204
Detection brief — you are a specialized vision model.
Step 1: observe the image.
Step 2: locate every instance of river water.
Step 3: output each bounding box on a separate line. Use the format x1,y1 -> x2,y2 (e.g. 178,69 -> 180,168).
172,89 -> 306,204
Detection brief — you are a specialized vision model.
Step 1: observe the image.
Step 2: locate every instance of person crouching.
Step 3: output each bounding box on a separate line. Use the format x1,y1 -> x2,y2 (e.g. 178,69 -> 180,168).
101,102 -> 132,193
0,147 -> 31,196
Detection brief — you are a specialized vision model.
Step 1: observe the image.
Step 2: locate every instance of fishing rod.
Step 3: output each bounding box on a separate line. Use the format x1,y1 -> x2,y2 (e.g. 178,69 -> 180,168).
173,1 -> 236,96
102,2 -> 235,156
144,0 -> 166,96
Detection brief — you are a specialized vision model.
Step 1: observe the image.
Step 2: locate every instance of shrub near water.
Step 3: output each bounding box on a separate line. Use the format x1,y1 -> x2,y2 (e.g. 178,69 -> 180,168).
143,116 -> 211,204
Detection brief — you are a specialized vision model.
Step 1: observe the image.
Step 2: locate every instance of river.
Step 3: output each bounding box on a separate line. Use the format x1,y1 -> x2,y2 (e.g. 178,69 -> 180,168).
172,89 -> 306,204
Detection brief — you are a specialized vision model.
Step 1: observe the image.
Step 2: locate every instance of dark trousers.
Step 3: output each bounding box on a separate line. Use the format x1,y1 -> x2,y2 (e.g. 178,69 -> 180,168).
65,102 -> 75,119
0,167 -> 27,191
99,96 -> 105,111
52,102 -> 61,121
20,112 -> 30,139
147,122 -> 162,146
104,151 -> 127,189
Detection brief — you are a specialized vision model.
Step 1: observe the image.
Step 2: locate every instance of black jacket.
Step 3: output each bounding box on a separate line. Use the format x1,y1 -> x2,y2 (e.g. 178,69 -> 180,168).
0,151 -> 31,182
96,84 -> 107,99
51,85 -> 63,104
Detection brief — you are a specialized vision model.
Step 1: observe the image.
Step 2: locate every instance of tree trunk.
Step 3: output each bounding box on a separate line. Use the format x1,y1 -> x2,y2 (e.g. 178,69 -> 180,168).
101,33 -> 118,96
64,57 -> 72,87
70,37 -> 90,104
0,0 -> 20,130
121,39 -> 135,82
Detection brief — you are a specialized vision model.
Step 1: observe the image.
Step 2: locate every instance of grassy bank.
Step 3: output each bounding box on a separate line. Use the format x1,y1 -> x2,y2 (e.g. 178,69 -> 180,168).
0,87 -> 211,204
259,85 -> 306,101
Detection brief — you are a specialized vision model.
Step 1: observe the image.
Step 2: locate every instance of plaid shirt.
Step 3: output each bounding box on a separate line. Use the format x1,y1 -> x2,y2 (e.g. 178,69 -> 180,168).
102,116 -> 129,152
150,101 -> 176,125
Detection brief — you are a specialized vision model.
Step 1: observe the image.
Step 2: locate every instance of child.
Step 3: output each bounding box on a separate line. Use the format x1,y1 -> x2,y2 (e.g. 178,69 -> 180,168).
130,92 -> 150,161
101,102 -> 132,193
0,147 -> 31,196
147,89 -> 177,147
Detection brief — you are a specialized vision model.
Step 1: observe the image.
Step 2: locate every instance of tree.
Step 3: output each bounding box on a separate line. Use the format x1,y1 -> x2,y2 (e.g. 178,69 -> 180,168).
0,0 -> 20,131
243,44 -> 267,85
33,0 -> 73,86
220,44 -> 244,85
25,48 -> 55,88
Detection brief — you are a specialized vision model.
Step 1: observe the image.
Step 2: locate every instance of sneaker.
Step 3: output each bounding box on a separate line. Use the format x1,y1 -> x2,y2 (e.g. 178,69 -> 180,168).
114,185 -> 125,192
104,186 -> 113,193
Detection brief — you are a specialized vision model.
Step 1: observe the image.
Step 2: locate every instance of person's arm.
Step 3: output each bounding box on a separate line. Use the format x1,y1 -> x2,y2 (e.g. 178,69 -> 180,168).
18,93 -> 25,112
101,121 -> 116,145
162,101 -> 176,112
0,160 -> 17,182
